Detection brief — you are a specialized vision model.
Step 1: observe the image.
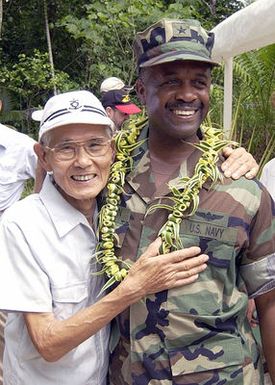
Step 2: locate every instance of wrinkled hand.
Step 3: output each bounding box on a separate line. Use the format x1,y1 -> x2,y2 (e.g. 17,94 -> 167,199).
123,238 -> 208,298
221,147 -> 259,180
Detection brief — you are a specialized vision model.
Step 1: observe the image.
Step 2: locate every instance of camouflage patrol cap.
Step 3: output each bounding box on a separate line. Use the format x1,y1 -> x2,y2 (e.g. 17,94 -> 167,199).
134,18 -> 219,69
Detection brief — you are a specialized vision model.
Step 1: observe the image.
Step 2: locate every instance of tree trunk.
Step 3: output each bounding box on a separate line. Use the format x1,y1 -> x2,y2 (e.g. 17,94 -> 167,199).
0,0 -> 3,39
44,0 -> 57,95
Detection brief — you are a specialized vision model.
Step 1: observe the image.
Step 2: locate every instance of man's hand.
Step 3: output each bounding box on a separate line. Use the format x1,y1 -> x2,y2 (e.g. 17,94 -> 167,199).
246,299 -> 258,328
23,239 -> 208,362
123,238 -> 208,298
221,147 -> 259,180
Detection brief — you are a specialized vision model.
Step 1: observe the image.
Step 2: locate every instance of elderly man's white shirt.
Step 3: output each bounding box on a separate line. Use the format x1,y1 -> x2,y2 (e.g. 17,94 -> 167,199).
0,175 -> 109,385
0,123 -> 37,213
260,158 -> 275,200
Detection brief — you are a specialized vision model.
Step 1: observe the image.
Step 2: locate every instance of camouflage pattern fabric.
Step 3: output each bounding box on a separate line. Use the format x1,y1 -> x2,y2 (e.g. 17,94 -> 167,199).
109,126 -> 275,385
133,19 -> 218,69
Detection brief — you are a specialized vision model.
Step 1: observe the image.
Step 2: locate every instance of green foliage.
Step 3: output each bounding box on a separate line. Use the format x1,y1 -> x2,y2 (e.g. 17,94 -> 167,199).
233,44 -> 275,169
210,44 -> 275,170
1,0 -> 272,170
0,50 -> 78,109
58,0 -> 199,91
21,179 -> 35,199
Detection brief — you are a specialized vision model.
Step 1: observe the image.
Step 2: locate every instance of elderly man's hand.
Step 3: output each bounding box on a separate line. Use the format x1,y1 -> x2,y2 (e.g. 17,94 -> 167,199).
221,147 -> 259,180
123,238 -> 208,298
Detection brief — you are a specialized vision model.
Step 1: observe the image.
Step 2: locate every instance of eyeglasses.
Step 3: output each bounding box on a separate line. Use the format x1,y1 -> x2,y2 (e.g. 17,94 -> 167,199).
45,138 -> 112,161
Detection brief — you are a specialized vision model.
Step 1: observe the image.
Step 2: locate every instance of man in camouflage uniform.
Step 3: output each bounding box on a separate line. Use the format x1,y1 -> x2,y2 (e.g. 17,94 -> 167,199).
109,19 -> 275,385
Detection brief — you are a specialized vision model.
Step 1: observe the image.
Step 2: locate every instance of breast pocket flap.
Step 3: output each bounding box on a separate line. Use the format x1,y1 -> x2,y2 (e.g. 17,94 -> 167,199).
51,283 -> 88,303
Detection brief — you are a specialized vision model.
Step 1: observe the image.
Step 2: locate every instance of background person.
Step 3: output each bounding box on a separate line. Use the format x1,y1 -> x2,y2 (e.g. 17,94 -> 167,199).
0,101 -> 37,218
0,98 -> 42,385
0,90 -> 209,385
101,89 -> 141,131
108,18 -> 275,385
100,76 -> 133,94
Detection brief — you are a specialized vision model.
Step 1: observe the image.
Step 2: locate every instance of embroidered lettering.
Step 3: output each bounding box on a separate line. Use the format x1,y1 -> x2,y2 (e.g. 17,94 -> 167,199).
190,223 -> 202,235
205,225 -> 224,239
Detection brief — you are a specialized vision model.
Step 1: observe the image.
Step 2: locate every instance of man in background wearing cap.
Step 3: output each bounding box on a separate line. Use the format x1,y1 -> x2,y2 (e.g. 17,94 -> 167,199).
101,89 -> 141,132
108,19 -> 275,385
0,90 -> 210,385
100,76 -> 133,94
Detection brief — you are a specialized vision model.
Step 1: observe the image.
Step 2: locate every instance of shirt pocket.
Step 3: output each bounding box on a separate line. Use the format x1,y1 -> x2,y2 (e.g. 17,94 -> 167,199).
168,335 -> 244,379
51,282 -> 88,319
168,211 -> 238,316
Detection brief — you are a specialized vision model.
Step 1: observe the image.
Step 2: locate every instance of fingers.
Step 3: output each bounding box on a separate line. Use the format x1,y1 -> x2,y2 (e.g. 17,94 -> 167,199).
130,247 -> 209,296
141,237 -> 162,258
162,246 -> 202,263
245,166 -> 259,180
246,299 -> 259,328
221,147 -> 259,179
172,257 -> 208,282
177,253 -> 209,273
140,241 -> 201,263
170,253 -> 208,283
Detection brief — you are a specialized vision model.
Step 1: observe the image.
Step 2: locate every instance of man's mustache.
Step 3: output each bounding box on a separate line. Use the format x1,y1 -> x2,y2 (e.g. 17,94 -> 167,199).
166,101 -> 202,109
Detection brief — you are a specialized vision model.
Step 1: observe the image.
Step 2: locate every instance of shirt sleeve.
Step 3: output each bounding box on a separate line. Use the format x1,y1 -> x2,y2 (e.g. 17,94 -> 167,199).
260,160 -> 275,201
240,184 -> 275,298
0,216 -> 52,312
260,163 -> 269,187
24,138 -> 37,179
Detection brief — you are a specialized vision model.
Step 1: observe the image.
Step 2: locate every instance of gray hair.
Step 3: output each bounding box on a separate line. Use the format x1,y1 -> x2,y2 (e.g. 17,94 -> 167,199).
39,125 -> 113,146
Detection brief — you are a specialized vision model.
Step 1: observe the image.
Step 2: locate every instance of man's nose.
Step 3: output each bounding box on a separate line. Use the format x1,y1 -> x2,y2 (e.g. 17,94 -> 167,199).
74,146 -> 94,167
175,84 -> 197,103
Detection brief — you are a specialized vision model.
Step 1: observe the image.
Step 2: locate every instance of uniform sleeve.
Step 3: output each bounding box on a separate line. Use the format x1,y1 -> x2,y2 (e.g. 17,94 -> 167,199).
0,217 -> 52,312
240,185 -> 275,298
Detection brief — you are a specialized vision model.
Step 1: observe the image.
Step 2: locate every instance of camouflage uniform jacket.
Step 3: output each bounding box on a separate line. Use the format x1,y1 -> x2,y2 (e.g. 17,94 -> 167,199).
109,126 -> 275,385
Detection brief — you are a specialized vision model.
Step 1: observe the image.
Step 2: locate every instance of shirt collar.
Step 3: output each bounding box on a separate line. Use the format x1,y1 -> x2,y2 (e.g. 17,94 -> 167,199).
126,126 -> 213,199
39,175 -> 96,238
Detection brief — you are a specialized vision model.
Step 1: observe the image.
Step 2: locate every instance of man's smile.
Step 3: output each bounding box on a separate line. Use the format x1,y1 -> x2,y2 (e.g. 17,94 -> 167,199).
71,174 -> 97,182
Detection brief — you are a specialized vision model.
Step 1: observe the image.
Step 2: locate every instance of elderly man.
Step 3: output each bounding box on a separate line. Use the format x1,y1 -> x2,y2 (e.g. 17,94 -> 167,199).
0,90 -> 211,385
107,19 -> 275,385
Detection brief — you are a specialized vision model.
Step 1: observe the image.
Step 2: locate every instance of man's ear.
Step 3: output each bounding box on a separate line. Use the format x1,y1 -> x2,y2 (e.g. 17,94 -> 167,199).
105,106 -> 114,119
34,143 -> 52,172
135,78 -> 146,105
110,139 -> 116,162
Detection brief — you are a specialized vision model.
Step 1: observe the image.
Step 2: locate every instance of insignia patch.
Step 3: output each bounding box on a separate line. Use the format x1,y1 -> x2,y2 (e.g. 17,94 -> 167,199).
122,94 -> 130,103
68,98 -> 83,110
172,22 -> 191,38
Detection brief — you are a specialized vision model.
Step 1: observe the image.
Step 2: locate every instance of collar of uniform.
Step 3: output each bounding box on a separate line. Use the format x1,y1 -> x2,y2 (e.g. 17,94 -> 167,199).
39,174 -> 95,238
126,125 -> 154,203
126,126 -> 213,201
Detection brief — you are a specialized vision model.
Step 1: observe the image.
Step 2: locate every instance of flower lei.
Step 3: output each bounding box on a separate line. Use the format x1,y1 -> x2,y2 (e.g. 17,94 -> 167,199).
96,114 -> 237,291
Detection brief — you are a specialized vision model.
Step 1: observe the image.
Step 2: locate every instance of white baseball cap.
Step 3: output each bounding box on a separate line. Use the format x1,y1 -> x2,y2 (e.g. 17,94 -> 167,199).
32,109 -> 44,122
39,90 -> 112,140
100,77 -> 126,93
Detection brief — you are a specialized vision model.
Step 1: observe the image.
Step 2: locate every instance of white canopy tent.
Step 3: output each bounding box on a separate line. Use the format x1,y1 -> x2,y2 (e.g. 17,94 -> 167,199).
211,0 -> 275,137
